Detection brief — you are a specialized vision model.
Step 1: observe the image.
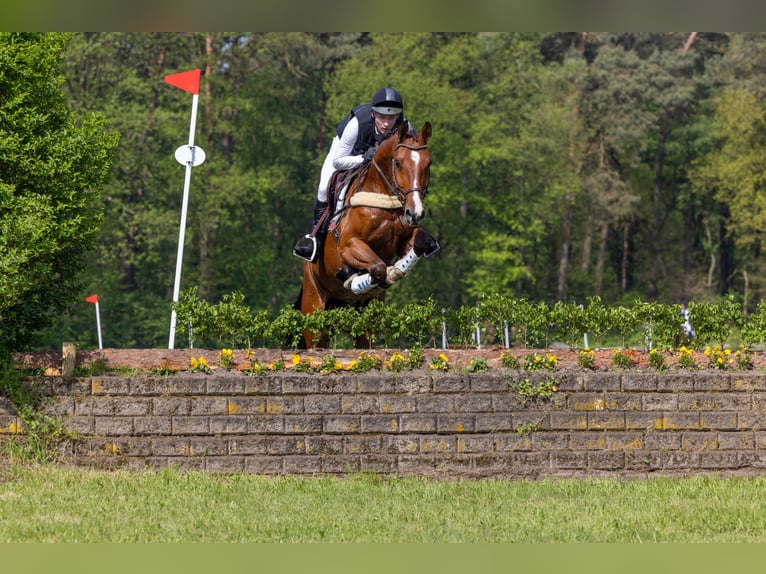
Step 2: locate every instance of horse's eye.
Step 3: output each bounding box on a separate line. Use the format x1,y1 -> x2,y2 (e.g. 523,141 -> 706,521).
394,160 -> 402,169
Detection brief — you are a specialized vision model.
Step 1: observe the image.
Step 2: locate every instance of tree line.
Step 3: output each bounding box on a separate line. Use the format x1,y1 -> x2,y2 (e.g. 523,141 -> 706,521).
4,32 -> 766,351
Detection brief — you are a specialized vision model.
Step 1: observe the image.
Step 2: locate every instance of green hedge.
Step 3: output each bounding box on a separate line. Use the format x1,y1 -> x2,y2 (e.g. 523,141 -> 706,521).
172,289 -> 765,352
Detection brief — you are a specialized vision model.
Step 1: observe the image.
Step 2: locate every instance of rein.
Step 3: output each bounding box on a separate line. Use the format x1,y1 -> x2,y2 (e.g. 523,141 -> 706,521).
370,141 -> 429,206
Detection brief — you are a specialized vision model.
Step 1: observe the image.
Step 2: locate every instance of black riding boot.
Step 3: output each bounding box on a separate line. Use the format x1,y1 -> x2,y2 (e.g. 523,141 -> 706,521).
292,199 -> 329,262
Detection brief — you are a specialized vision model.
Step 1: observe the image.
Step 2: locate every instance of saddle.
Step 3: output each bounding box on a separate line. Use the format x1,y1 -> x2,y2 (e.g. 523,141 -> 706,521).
327,164 -> 369,240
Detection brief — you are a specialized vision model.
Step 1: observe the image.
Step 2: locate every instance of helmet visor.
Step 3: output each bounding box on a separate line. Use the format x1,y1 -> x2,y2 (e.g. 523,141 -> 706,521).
371,104 -> 403,115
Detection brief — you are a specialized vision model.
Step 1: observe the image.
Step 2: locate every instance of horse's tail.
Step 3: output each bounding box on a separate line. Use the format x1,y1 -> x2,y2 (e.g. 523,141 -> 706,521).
294,286 -> 303,311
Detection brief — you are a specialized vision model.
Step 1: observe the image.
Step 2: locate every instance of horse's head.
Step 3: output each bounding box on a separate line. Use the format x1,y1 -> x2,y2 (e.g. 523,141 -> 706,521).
374,121 -> 432,226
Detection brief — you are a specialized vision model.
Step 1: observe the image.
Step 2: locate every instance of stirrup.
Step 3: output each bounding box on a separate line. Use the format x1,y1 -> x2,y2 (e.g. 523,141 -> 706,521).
292,234 -> 318,262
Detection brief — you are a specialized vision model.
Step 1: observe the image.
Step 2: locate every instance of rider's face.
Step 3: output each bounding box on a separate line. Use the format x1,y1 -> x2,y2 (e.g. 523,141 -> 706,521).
373,112 -> 398,134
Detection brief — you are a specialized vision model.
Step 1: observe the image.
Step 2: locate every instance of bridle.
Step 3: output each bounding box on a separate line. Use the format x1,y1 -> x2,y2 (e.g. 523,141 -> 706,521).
371,141 -> 430,206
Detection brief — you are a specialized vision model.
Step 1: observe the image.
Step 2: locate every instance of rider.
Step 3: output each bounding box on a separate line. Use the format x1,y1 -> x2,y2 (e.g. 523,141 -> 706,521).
292,87 -> 406,262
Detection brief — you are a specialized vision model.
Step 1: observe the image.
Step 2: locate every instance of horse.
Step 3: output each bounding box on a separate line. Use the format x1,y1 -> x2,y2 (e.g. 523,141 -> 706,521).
296,120 -> 438,348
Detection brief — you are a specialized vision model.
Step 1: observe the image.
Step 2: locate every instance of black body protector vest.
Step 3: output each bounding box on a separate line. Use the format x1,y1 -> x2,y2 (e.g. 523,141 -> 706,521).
336,103 -> 405,154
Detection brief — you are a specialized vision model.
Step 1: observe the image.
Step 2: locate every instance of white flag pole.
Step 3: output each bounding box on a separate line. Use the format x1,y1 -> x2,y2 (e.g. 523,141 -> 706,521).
85,294 -> 102,349
165,70 -> 205,350
95,301 -> 103,350
168,92 -> 199,349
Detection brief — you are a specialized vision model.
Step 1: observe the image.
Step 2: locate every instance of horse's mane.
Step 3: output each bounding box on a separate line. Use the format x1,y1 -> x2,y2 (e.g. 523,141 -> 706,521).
378,121 -> 419,155
402,120 -> 418,139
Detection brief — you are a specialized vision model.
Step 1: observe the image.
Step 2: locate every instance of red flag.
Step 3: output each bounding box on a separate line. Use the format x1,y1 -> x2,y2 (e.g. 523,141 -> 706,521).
85,294 -> 99,304
164,69 -> 200,95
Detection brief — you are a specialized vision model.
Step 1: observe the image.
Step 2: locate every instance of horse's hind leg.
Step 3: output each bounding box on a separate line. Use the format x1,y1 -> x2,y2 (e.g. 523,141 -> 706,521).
299,265 -> 328,349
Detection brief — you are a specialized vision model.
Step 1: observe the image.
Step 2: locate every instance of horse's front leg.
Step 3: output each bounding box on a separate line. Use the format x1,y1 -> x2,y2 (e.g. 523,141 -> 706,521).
385,228 -> 440,285
340,236 -> 388,284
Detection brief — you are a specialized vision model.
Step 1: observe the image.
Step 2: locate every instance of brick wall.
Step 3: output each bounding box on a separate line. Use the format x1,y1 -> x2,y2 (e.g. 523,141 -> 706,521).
3,369 -> 766,478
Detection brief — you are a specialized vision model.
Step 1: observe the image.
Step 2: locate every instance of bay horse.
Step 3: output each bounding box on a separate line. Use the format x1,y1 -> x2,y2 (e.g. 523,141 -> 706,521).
297,120 -> 438,348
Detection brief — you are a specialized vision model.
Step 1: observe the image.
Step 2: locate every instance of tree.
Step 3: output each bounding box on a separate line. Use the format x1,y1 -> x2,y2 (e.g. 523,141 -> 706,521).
56,32 -> 363,348
0,33 -> 118,351
691,90 -> 766,307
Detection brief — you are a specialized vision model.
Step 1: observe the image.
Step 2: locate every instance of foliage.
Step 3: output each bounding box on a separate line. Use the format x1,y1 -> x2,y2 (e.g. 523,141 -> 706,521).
611,305 -> 642,348
522,352 -> 558,372
172,286 -> 213,348
73,357 -> 110,377
648,349 -> 667,371
578,348 -> 596,370
632,300 -> 682,351
318,307 -> 359,350
515,300 -> 551,348
291,353 -> 315,373
511,377 -> 558,400
734,345 -> 753,370
319,353 -> 342,375
515,420 -> 542,435
219,349 -> 234,370
150,362 -> 178,376
189,356 -> 211,374
0,32 -> 118,352
550,300 -> 589,349
149,288 -> 766,357
0,351 -> 72,462
428,353 -> 450,372
26,32 -> 766,352
269,307 -> 306,350
445,305 -> 481,347
209,292 -> 257,349
406,344 -> 424,369
704,345 -> 731,370
676,346 -> 696,369
611,349 -> 636,370
688,296 -> 743,347
349,352 -> 381,374
386,352 -> 408,373
351,299 -> 390,349
740,301 -> 766,347
464,357 -> 489,373
9,465 -> 766,542
396,298 -> 441,348
500,351 -> 519,369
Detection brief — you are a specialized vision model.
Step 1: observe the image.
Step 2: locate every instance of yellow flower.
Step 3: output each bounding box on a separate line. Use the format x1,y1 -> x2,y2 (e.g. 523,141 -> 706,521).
190,357 -> 199,369
199,357 -> 208,366
439,353 -> 448,363
292,354 -> 301,365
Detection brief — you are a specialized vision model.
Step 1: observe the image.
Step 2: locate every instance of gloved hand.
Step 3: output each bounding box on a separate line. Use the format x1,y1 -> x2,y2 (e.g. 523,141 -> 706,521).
362,146 -> 377,164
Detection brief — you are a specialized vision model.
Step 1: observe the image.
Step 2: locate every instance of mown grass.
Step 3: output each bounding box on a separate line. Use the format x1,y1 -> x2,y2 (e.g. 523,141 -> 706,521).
2,463 -> 766,542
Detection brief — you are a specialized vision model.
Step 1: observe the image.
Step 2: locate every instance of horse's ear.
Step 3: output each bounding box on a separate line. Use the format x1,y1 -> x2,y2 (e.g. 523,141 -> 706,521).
421,121 -> 432,144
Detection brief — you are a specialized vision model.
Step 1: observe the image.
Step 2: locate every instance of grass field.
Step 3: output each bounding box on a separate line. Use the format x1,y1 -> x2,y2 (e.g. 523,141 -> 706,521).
2,463 -> 766,543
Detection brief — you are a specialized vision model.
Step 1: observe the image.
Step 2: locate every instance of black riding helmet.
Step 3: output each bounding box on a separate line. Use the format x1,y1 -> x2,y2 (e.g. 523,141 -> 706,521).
371,87 -> 404,115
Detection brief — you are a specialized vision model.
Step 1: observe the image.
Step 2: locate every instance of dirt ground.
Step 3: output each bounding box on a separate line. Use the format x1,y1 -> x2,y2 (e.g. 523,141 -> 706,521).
12,345 -> 765,375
